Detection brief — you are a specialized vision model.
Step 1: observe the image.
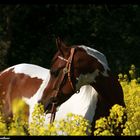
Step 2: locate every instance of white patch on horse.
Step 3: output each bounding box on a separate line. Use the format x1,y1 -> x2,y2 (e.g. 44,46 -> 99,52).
44,85 -> 98,127
76,69 -> 100,91
13,63 -> 49,80
78,45 -> 110,76
0,63 -> 48,80
22,67 -> 50,123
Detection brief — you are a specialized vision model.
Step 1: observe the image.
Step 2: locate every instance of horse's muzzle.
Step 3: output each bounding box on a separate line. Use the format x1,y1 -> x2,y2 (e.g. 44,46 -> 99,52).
38,97 -> 58,113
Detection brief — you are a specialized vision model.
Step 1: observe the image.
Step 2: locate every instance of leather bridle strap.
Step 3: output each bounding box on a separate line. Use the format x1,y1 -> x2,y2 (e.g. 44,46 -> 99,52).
66,48 -> 75,91
50,47 -> 75,124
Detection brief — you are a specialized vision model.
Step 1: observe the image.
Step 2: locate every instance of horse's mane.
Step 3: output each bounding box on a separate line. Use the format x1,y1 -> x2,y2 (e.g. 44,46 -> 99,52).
78,45 -> 110,76
51,44 -> 110,76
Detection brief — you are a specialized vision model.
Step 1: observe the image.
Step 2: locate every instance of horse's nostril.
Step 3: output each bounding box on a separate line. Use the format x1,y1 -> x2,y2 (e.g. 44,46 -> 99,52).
37,100 -> 50,112
38,97 -> 58,113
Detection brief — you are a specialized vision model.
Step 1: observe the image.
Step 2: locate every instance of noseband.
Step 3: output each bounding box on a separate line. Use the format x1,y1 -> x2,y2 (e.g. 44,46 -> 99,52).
50,47 -> 75,123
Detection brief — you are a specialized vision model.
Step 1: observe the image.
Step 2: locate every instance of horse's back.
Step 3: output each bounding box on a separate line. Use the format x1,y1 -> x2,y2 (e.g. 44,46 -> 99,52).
0,63 -> 49,80
0,63 -> 49,97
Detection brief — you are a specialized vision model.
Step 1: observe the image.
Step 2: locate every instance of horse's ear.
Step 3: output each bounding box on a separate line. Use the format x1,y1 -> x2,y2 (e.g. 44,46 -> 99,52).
56,37 -> 70,57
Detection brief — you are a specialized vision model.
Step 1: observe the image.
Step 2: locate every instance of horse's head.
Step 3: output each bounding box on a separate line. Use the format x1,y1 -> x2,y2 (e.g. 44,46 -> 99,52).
38,37 -> 109,114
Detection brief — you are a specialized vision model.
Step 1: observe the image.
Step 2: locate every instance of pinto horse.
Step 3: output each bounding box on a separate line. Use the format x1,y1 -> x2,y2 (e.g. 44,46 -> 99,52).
0,38 -> 125,135
38,37 -> 126,133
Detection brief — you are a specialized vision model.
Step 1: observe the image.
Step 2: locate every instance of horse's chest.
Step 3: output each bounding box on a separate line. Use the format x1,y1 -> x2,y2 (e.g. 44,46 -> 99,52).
76,69 -> 100,91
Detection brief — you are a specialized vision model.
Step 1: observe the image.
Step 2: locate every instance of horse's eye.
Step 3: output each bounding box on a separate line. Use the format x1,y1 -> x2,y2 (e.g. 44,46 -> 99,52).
50,69 -> 59,77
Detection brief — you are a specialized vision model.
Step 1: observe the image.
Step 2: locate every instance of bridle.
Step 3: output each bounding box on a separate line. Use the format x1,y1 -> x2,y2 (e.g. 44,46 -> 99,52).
50,47 -> 75,123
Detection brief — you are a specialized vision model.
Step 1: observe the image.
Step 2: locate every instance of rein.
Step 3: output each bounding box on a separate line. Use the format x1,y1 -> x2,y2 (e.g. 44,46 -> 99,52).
50,47 -> 75,124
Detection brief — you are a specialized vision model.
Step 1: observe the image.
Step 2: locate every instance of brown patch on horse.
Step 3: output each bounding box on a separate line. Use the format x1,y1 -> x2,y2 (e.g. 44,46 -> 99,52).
0,69 -> 43,122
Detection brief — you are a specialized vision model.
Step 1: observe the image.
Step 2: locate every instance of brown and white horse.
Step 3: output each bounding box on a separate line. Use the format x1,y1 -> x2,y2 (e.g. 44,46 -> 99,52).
0,38 -> 125,135
38,37 -> 126,133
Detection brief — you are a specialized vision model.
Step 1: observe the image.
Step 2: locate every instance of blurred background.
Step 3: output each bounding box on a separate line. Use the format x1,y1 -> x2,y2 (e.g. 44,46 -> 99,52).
0,4 -> 140,75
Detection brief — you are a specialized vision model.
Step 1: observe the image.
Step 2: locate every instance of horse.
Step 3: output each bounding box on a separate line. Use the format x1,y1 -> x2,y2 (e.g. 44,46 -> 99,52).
0,63 -> 99,125
0,37 -> 126,135
38,37 -> 126,134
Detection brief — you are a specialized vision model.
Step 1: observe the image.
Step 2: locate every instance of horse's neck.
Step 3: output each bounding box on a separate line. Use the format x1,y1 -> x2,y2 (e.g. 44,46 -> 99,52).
91,73 -> 125,121
52,85 -> 98,124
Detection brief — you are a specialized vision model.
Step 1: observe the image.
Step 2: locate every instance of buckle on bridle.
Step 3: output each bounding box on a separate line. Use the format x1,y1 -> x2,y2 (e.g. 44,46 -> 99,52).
63,67 -> 68,74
